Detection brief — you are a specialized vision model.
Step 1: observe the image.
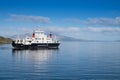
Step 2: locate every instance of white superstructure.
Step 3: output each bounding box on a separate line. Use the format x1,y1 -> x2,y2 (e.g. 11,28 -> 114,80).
14,29 -> 59,45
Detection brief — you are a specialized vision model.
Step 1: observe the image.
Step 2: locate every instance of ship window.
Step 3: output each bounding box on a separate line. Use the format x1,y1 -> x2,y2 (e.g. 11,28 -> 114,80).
28,41 -> 31,43
20,40 -> 22,42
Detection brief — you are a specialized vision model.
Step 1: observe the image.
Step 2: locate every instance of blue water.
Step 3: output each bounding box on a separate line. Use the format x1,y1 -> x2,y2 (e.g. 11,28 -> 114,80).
0,42 -> 120,80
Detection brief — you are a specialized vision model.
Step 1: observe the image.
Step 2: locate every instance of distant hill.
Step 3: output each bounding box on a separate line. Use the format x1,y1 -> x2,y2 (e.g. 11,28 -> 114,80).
116,40 -> 120,42
57,35 -> 84,41
8,34 -> 120,42
11,33 -> 120,42
10,33 -> 85,41
10,33 -> 31,39
0,36 -> 12,44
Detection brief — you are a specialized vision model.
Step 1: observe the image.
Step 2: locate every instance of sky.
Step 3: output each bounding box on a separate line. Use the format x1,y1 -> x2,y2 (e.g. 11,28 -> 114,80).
0,0 -> 120,40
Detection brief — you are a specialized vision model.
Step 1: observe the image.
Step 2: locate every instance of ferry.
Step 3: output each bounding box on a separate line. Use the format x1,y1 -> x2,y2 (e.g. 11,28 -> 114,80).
12,29 -> 60,49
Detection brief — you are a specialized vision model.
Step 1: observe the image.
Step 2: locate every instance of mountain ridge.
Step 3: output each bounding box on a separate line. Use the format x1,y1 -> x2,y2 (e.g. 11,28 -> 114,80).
10,33 -> 85,41
0,36 -> 12,44
7,33 -> 120,42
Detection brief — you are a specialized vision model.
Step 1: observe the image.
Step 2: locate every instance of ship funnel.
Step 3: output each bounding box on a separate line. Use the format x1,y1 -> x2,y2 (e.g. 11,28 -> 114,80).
50,32 -> 52,38
32,33 -> 35,38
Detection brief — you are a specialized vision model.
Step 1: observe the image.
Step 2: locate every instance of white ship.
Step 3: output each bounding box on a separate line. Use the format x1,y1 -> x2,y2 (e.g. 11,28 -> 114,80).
12,29 -> 60,49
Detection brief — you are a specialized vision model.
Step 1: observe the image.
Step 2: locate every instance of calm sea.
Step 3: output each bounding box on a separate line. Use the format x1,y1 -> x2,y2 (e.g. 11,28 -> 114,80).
0,42 -> 120,80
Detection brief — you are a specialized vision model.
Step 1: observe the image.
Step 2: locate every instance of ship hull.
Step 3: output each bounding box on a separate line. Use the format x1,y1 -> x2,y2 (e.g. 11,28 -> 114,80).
12,41 -> 60,49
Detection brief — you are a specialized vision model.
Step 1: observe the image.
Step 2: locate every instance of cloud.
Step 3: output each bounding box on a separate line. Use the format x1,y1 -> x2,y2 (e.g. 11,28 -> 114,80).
85,27 -> 120,33
63,18 -> 81,23
43,26 -> 120,34
0,26 -> 81,37
64,17 -> 120,26
1,26 -> 120,40
7,14 -> 51,23
16,26 -> 120,34
85,17 -> 120,26
1,26 -> 120,37
42,26 -> 81,33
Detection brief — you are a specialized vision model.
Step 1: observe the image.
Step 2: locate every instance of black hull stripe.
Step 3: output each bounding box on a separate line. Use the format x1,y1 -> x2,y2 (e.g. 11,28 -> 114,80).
12,41 -> 60,49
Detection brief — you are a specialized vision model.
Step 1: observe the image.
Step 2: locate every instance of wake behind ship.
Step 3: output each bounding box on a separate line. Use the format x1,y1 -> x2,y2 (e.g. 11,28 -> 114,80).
12,29 -> 60,49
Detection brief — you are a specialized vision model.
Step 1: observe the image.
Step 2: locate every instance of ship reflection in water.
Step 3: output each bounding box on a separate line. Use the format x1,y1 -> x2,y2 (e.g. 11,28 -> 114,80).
11,49 -> 59,79
12,49 -> 59,64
